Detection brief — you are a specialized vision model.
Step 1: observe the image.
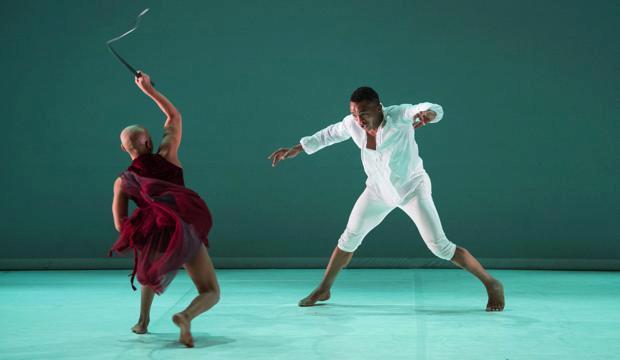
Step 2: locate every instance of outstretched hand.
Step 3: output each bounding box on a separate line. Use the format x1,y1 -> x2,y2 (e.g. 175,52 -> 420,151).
413,110 -> 436,129
268,144 -> 303,167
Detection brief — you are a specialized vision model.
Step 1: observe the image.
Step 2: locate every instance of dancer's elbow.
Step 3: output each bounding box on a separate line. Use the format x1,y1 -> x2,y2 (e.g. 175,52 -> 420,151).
113,216 -> 127,232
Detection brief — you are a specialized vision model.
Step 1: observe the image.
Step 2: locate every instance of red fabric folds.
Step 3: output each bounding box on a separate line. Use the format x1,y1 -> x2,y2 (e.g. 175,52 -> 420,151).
109,161 -> 211,294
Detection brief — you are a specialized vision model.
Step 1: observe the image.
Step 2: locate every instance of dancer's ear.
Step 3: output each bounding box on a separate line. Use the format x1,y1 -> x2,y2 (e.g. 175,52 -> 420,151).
146,138 -> 153,153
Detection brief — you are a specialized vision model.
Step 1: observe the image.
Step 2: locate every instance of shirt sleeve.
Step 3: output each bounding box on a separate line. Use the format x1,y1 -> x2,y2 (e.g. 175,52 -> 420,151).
299,116 -> 352,155
402,102 -> 444,124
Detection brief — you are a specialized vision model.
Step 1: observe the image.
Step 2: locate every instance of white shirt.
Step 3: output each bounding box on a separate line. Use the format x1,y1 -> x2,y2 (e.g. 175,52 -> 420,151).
300,102 -> 444,205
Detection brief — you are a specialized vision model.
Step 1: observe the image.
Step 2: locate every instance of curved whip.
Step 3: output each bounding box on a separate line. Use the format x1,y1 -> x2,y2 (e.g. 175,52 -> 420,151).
106,8 -> 153,83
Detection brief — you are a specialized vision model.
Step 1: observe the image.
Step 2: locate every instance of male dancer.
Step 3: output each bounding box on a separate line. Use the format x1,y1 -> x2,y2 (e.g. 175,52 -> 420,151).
111,72 -> 220,347
269,87 -> 504,311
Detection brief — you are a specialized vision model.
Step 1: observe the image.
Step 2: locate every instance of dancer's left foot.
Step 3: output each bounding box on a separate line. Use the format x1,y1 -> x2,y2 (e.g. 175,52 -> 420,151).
172,313 -> 194,347
131,319 -> 149,334
485,279 -> 505,311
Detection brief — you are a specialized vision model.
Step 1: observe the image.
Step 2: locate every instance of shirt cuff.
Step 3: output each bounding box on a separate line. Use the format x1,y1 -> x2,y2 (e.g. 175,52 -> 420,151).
428,104 -> 444,123
300,136 -> 318,155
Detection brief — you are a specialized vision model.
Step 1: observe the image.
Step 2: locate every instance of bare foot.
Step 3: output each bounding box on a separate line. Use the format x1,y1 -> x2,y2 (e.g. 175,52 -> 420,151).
298,288 -> 331,307
485,279 -> 505,312
131,323 -> 148,335
131,317 -> 149,334
172,313 -> 194,347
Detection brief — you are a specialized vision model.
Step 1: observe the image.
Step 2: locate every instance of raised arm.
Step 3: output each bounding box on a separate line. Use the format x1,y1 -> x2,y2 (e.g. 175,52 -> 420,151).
112,177 -> 129,232
134,72 -> 182,166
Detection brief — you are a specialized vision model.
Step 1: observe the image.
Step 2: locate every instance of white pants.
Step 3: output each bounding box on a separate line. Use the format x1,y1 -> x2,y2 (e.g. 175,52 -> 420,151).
337,173 -> 457,260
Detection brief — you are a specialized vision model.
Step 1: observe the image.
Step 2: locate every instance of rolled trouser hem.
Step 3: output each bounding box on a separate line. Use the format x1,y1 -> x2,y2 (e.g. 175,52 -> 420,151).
337,238 -> 360,253
434,241 -> 457,260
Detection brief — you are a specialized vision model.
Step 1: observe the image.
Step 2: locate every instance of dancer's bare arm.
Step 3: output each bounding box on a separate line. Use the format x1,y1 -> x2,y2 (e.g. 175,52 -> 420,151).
135,71 -> 183,167
268,144 -> 304,167
112,177 -> 129,232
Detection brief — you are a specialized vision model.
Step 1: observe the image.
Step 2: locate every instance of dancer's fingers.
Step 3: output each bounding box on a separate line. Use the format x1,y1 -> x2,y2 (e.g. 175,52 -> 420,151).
276,152 -> 288,165
413,113 -> 423,128
268,149 -> 285,160
135,71 -> 146,85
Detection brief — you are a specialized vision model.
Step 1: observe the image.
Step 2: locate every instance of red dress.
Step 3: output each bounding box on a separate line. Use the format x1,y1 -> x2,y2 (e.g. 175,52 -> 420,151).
109,153 -> 212,294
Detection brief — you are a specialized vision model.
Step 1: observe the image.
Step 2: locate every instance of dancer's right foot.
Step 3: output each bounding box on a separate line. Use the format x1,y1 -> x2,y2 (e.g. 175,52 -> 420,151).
298,288 -> 331,307
172,313 -> 194,348
485,279 -> 505,312
131,320 -> 149,334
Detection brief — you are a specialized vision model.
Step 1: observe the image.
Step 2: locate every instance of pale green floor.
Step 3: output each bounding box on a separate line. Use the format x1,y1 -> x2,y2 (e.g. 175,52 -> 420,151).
0,269 -> 619,360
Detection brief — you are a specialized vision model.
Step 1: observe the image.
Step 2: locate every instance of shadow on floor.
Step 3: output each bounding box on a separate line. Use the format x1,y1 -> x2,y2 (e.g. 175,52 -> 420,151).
119,332 -> 236,349
307,303 -> 540,325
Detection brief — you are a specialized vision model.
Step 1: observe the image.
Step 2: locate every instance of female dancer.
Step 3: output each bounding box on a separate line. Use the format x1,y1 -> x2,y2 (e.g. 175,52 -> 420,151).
110,72 -> 219,347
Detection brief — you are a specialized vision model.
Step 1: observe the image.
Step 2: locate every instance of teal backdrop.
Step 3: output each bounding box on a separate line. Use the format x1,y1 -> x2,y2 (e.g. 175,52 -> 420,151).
1,0 -> 618,269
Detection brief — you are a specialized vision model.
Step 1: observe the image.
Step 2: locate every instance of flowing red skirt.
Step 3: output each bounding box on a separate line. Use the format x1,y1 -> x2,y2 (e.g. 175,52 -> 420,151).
109,171 -> 212,294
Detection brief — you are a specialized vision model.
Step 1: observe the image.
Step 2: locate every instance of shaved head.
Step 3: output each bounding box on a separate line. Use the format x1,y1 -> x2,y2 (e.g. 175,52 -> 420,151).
120,125 -> 152,155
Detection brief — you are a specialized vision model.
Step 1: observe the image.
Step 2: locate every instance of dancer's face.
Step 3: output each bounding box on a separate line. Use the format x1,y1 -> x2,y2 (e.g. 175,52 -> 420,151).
350,101 -> 383,131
